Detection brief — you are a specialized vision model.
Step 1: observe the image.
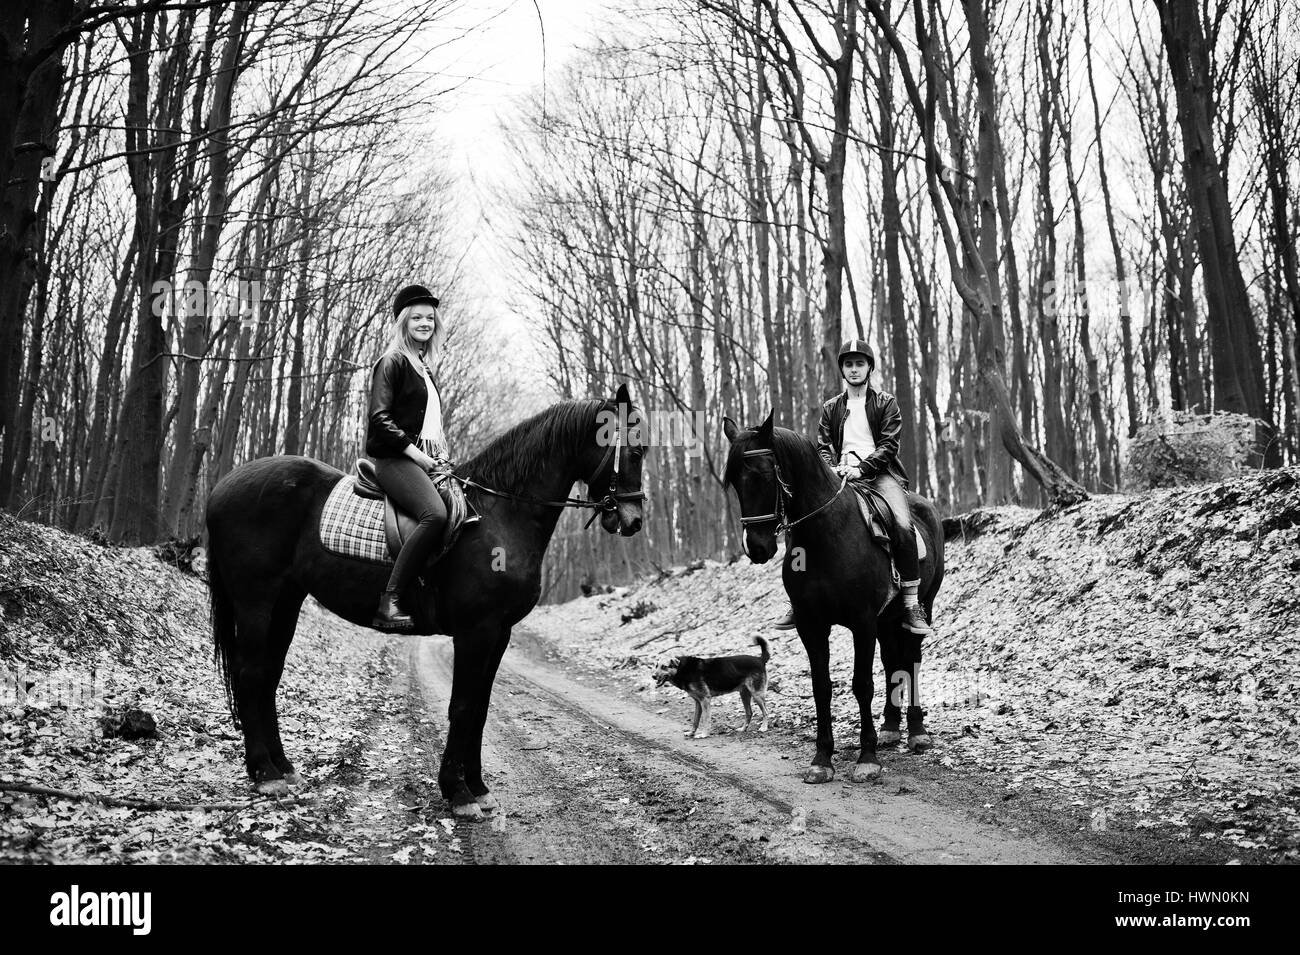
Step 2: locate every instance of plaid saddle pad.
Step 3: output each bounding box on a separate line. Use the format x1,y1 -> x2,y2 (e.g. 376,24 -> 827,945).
319,477 -> 391,564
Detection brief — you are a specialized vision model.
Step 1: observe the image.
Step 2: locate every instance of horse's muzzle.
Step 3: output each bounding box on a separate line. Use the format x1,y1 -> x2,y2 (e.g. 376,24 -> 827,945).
605,501 -> 643,536
744,528 -> 777,563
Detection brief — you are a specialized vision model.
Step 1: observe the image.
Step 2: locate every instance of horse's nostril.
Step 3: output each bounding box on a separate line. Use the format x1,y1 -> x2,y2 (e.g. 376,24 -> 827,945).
629,518 -> 642,533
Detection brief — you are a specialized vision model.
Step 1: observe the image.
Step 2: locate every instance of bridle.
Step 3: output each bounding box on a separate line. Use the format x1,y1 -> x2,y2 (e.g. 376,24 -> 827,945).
438,411 -> 646,529
576,417 -> 647,528
735,446 -> 848,538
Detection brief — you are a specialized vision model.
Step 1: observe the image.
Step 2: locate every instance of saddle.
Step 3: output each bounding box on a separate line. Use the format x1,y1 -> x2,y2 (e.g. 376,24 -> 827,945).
351,458 -> 475,561
847,481 -> 929,562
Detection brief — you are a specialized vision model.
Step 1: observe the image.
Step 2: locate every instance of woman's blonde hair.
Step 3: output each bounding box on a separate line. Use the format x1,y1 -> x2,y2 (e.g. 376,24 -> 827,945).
384,302 -> 446,365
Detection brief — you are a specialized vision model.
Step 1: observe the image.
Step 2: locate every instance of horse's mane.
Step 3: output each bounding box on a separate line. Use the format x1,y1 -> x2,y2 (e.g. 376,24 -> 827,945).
726,424 -> 829,487
459,398 -> 605,492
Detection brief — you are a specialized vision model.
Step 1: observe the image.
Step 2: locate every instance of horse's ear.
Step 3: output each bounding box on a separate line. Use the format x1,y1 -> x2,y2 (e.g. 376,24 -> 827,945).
613,382 -> 631,407
723,416 -> 740,443
756,408 -> 774,444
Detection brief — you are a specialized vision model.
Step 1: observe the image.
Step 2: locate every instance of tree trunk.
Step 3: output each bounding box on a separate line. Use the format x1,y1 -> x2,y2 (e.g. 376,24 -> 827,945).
1156,0 -> 1276,463
1083,0 -> 1139,442
874,19 -> 917,483
0,4 -> 68,507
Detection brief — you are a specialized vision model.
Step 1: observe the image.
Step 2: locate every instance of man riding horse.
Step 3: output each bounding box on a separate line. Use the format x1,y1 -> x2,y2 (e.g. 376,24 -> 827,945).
773,338 -> 933,636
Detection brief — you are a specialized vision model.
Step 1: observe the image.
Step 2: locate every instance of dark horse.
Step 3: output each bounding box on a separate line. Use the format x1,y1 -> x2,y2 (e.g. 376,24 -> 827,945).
205,384 -> 646,817
722,411 -> 944,784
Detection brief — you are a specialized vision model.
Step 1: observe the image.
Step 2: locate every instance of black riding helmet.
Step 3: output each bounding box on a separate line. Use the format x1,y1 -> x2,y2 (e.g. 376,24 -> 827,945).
393,284 -> 440,318
837,338 -> 875,375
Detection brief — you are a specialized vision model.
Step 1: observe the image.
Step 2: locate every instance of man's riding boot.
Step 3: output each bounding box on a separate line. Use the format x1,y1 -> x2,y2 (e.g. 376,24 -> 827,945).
373,589 -> 414,631
772,605 -> 797,630
901,603 -> 933,635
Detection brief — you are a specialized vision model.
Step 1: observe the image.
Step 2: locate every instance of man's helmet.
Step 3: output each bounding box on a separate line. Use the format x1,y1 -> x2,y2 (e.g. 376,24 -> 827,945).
837,338 -> 875,372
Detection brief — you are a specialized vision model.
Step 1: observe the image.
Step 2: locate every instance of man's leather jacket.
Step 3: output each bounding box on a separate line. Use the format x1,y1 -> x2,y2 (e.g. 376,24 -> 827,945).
815,387 -> 911,489
366,352 -> 432,458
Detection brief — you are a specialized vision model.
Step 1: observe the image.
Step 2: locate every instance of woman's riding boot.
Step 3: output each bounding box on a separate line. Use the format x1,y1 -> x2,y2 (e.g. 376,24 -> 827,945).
372,514 -> 446,631
373,589 -> 414,630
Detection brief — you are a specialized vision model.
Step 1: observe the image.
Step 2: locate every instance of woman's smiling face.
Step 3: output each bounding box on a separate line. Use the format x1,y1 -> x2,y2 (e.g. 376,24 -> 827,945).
407,304 -> 438,345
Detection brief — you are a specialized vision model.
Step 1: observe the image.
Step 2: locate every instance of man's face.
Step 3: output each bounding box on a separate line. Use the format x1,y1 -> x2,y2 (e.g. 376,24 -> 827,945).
841,355 -> 870,384
407,305 -> 438,345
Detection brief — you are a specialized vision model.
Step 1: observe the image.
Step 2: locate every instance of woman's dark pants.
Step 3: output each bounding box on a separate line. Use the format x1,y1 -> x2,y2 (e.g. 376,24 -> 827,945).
374,455 -> 448,593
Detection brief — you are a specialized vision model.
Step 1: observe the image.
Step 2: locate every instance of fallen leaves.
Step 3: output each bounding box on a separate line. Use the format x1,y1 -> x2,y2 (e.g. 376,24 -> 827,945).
0,512 -> 459,864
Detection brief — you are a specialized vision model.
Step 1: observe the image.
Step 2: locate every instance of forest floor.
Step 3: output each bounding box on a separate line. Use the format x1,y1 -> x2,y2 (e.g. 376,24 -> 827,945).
0,466 -> 1296,863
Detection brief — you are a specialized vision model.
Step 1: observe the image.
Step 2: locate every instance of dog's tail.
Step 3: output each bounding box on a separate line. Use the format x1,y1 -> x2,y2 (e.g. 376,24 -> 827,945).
753,635 -> 770,664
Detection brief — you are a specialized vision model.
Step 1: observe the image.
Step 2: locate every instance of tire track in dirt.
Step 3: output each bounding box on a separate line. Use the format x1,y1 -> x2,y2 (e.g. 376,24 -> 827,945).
327,640 -> 469,865
454,626 -> 1080,864
410,639 -> 859,863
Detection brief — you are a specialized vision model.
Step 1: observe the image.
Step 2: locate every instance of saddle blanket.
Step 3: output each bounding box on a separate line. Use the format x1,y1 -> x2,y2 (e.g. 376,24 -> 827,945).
319,476 -> 391,564
318,471 -> 471,565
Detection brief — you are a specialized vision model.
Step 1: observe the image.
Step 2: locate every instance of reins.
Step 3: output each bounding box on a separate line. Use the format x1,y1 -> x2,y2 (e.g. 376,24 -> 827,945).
736,446 -> 849,537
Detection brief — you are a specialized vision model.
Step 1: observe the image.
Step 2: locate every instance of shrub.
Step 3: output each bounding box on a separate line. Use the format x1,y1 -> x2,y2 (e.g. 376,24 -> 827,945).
1127,411 -> 1261,489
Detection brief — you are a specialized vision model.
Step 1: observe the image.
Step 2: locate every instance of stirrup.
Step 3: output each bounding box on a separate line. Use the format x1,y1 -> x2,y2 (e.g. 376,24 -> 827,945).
462,497 -> 482,524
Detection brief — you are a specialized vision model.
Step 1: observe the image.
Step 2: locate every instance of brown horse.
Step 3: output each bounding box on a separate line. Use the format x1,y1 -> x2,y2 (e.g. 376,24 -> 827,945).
723,411 -> 944,784
205,384 -> 646,817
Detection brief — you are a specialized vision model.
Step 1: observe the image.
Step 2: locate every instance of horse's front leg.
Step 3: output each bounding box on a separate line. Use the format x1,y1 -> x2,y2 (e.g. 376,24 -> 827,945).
797,621 -> 835,783
463,626 -> 511,813
439,631 -> 494,819
849,622 -> 882,783
877,621 -> 904,746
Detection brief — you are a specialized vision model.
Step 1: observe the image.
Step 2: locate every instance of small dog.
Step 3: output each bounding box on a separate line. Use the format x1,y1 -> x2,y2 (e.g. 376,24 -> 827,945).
653,636 -> 770,738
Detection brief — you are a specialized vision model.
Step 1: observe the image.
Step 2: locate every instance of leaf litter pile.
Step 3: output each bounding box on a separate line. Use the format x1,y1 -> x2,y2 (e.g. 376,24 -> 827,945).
0,513 -> 457,863
529,467 -> 1300,861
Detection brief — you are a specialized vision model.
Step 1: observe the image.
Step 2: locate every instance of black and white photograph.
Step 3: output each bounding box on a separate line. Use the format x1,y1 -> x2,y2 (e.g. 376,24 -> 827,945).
0,0 -> 1293,902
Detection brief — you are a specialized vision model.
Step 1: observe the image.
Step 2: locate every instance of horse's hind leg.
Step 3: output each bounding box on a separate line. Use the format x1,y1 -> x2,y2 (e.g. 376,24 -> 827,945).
230,591 -> 289,795
877,620 -> 904,746
263,583 -> 307,785
849,621 -> 882,783
903,627 -> 931,752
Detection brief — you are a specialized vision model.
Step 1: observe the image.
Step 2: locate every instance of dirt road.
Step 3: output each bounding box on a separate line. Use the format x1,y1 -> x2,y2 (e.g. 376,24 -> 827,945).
375,627 -> 1083,864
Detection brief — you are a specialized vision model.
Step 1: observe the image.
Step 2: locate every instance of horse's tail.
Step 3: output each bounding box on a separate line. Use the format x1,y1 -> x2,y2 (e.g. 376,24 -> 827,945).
207,534 -> 239,724
753,635 -> 770,664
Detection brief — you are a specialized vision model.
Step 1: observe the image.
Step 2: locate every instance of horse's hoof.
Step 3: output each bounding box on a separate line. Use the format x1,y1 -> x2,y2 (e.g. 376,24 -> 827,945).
254,778 -> 290,797
849,760 -> 882,783
803,765 -> 835,784
474,792 -> 500,813
878,729 -> 902,746
452,801 -> 484,821
283,771 -> 305,787
908,733 -> 933,753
